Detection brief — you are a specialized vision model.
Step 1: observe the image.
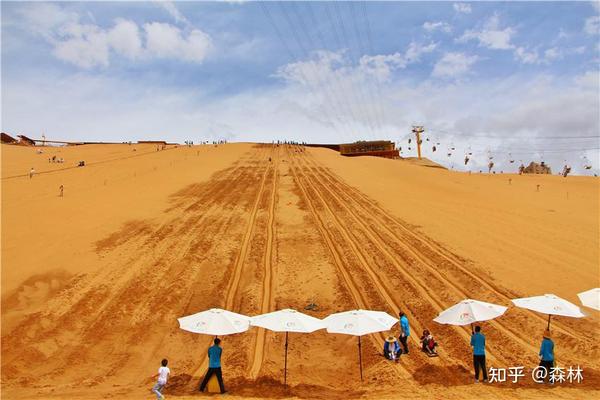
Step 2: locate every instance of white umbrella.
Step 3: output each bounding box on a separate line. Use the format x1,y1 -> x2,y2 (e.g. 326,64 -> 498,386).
178,308 -> 251,336
251,309 -> 324,385
511,293 -> 586,330
578,288 -> 600,311
433,299 -> 508,330
323,309 -> 397,380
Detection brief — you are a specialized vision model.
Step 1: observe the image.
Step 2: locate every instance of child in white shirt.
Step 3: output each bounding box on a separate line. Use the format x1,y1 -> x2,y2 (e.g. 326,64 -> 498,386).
152,359 -> 170,400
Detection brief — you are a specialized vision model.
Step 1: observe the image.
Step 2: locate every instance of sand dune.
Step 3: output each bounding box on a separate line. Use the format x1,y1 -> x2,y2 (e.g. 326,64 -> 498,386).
1,143 -> 599,399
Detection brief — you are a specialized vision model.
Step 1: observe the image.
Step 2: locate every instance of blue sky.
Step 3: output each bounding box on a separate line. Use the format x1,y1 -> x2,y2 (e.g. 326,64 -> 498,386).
2,1 -> 599,173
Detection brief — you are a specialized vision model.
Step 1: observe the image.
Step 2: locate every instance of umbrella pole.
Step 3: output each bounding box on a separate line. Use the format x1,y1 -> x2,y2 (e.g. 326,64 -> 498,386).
284,331 -> 289,386
358,336 -> 363,381
547,315 -> 551,330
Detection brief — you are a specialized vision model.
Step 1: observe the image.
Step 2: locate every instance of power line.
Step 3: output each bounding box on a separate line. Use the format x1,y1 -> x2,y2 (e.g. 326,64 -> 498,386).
260,2 -> 350,141
361,0 -> 389,139
428,129 -> 599,140
349,1 -> 382,136
332,1 -> 377,140
300,1 -> 365,141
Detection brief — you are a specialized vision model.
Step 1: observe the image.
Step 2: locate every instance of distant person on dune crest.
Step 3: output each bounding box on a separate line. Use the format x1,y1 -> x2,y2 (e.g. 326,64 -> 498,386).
151,358 -> 170,400
538,330 -> 554,383
29,167 -> 35,179
199,338 -> 226,394
399,311 -> 410,355
471,325 -> 488,383
383,336 -> 401,362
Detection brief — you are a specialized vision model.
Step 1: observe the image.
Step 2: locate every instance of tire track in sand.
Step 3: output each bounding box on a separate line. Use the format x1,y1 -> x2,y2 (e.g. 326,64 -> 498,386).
192,148 -> 273,378
249,146 -> 279,379
290,151 -> 474,371
295,154 -> 511,367
302,152 -> 582,342
1,148 -> 268,383
286,147 -> 412,380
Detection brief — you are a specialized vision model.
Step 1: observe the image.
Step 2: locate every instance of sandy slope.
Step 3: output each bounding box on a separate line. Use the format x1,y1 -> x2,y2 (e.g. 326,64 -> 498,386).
1,143 -> 599,399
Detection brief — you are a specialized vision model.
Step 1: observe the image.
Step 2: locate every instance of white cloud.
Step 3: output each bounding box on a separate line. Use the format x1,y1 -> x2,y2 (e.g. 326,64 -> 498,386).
458,14 -> 515,50
514,45 -> 583,65
276,50 -> 345,86
358,53 -> 405,82
584,15 -> 600,34
53,23 -> 110,68
144,23 -> 212,62
14,3 -> 211,68
359,42 -> 437,81
16,2 -> 79,39
423,21 -> 452,33
278,42 -> 437,89
432,52 -> 479,78
544,47 -> 562,61
108,19 -> 143,59
51,20 -> 145,68
159,2 -> 191,27
453,3 -> 472,14
514,47 -> 539,64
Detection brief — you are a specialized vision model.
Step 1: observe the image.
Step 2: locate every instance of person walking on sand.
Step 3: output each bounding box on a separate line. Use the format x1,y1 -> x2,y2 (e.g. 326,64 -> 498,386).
151,359 -> 170,400
399,311 -> 410,355
29,167 -> 35,179
199,338 -> 226,394
471,325 -> 488,383
538,330 -> 554,383
59,185 -> 64,197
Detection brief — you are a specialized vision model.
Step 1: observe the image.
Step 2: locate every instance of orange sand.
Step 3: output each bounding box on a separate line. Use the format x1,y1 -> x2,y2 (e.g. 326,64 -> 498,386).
2,143 -> 599,399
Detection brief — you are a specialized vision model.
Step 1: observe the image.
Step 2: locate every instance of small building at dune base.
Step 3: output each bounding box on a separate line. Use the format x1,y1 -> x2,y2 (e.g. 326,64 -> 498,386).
339,140 -> 399,159
522,161 -> 552,174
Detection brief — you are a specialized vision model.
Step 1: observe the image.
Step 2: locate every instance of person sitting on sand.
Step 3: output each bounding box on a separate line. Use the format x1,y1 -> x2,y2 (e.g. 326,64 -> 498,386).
383,336 -> 401,362
420,329 -> 438,356
151,358 -> 170,400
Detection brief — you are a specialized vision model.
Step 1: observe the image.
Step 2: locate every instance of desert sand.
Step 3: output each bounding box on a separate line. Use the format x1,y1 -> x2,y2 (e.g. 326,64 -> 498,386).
1,143 -> 599,399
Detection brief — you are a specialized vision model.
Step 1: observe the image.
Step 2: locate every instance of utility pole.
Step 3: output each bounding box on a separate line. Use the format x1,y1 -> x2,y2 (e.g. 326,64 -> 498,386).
412,126 -> 424,159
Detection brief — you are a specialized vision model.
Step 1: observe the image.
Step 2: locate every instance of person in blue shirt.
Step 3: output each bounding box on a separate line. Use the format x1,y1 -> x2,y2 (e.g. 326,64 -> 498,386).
538,330 -> 554,383
399,311 -> 410,355
470,325 -> 488,383
199,338 -> 226,394
383,336 -> 401,362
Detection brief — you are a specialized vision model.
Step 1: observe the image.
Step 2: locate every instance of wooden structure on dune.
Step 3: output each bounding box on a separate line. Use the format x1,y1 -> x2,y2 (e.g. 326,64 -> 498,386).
138,140 -> 167,145
339,140 -> 399,159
